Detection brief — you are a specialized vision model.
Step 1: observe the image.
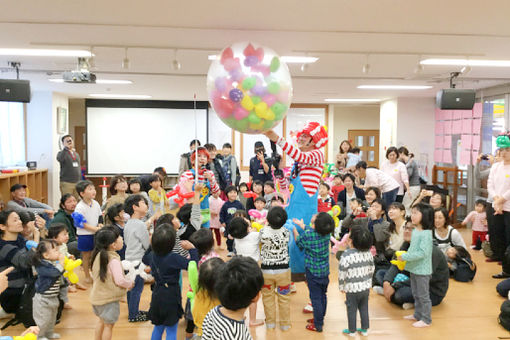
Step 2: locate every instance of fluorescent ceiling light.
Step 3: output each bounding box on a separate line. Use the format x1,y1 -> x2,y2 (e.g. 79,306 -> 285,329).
324,98 -> 380,103
358,85 -> 432,90
49,79 -> 132,84
208,55 -> 318,63
421,58 -> 510,67
0,48 -> 92,57
89,94 -> 151,99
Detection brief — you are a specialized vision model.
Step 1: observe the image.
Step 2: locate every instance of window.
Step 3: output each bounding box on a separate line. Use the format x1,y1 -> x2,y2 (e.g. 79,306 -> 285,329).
0,102 -> 25,167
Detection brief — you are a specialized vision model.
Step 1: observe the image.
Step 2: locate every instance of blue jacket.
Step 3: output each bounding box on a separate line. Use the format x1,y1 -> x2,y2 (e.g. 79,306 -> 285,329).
219,201 -> 244,227
35,260 -> 64,293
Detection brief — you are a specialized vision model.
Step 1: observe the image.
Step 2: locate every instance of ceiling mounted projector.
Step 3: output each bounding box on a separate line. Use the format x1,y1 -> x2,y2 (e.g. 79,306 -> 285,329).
62,57 -> 96,83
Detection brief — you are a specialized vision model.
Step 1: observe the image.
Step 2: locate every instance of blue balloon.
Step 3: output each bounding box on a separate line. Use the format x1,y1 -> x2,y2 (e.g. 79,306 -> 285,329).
229,88 -> 244,102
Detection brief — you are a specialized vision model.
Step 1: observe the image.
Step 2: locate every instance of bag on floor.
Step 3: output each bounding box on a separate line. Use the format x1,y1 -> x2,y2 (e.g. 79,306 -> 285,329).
499,300 -> 510,331
482,241 -> 493,258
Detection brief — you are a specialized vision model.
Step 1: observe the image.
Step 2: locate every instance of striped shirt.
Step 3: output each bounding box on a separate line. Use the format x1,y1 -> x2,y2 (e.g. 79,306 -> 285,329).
338,248 -> 374,293
277,137 -> 324,196
42,278 -> 61,297
202,306 -> 252,340
179,169 -> 220,196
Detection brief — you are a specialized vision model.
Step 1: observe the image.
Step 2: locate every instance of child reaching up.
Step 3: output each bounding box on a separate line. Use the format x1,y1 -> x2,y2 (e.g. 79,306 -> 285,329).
32,240 -> 65,340
293,213 -> 335,332
202,256 -> 263,340
399,203 -> 434,328
338,226 -> 374,337
461,199 -> 488,250
90,227 -> 134,340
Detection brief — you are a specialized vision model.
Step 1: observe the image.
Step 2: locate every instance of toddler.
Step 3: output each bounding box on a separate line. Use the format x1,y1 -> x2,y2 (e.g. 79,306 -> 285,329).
461,199 -> 488,250
317,183 -> 334,213
208,191 -> 224,247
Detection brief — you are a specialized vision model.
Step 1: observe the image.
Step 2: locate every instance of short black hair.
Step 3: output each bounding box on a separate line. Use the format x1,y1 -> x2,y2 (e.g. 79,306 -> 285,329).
233,210 -> 249,219
350,226 -> 373,251
386,146 -> 399,159
153,167 -> 167,178
222,143 -> 232,149
366,186 -> 381,198
155,213 -> 175,226
229,217 -> 249,239
267,206 -> 287,229
18,211 -> 35,225
107,203 -> 124,224
320,182 -> 330,191
225,185 -> 237,195
48,223 -> 67,239
475,199 -> 487,208
190,139 -> 201,148
198,257 -> 224,299
398,146 -> 409,156
350,197 -> 363,206
148,174 -> 161,185
271,195 -> 285,204
334,174 -> 342,179
59,193 -> 74,210
61,134 -> 72,143
109,175 -> 127,195
176,204 -> 192,225
124,194 -> 147,216
342,173 -> 356,183
264,181 -> 274,189
151,223 -> 176,256
433,207 -> 450,227
253,180 -> 263,188
215,256 -> 263,311
371,198 -> 387,212
76,180 -> 94,199
239,182 -> 248,190
351,147 -> 361,154
128,177 -> 142,193
190,228 -> 214,257
314,212 -> 335,236
355,161 -> 367,170
254,197 -> 266,204
413,203 -> 435,230
204,143 -> 216,152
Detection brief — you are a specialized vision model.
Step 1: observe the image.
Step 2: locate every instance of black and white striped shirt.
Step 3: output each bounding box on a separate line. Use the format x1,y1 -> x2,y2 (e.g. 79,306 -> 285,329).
202,306 -> 252,340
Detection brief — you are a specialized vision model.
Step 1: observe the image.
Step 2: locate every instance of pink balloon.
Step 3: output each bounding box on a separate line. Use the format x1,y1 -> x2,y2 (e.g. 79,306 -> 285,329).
213,97 -> 234,118
234,107 -> 249,120
223,58 -> 241,72
262,94 -> 277,107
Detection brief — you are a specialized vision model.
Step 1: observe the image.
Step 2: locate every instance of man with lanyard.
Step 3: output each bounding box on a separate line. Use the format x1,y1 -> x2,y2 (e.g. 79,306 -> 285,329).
264,122 -> 328,310
57,135 -> 81,199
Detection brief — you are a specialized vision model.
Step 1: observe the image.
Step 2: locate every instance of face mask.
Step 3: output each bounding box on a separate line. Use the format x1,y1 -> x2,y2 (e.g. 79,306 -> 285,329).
123,213 -> 130,223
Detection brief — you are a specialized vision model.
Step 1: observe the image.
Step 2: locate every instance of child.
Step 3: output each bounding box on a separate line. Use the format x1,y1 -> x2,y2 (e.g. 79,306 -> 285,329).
32,240 -> 65,340
103,175 -> 130,214
345,147 -> 362,169
106,203 -> 127,260
338,226 -> 374,337
270,195 -> 285,207
190,228 -> 220,266
446,246 -> 477,282
317,183 -> 334,213
219,185 -> 245,257
252,197 -> 268,223
461,199 -> 488,250
147,223 -> 199,340
208,191 -> 224,247
90,227 -> 134,340
229,217 -> 263,327
263,181 -> 276,208
75,180 -> 102,284
202,256 -> 263,340
246,180 -> 263,211
238,182 -> 249,208
331,175 -> 345,201
399,203 -> 434,328
148,175 -> 170,215
48,223 -> 75,305
293,213 -> 335,332
220,143 -> 240,189
123,194 -> 151,322
128,178 -> 152,217
259,207 -> 292,331
191,257 -> 224,339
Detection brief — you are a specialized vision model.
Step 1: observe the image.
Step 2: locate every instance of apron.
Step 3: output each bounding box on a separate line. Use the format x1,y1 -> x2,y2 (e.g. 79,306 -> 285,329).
190,169 -> 211,228
285,166 -> 319,280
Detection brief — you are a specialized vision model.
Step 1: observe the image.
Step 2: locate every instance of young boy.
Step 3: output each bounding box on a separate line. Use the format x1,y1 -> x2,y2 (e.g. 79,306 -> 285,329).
123,194 -> 150,322
75,180 -> 102,284
461,199 -> 488,250
270,195 -> 285,207
259,207 -> 292,331
338,226 -> 375,337
219,185 -> 245,257
317,183 -> 334,213
201,256 -> 263,340
263,181 -> 276,208
331,175 -> 345,201
293,213 -> 335,332
107,203 -> 127,260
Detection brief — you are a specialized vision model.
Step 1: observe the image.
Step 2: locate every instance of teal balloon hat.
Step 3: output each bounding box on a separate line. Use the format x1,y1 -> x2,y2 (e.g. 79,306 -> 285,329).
496,134 -> 510,149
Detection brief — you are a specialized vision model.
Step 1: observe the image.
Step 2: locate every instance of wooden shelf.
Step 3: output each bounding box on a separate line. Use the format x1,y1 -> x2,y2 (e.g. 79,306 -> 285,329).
0,169 -> 48,204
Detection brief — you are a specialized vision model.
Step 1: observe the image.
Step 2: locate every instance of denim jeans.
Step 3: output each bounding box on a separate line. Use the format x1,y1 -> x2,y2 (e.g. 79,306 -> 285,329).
306,269 -> 329,331
382,187 -> 399,208
127,275 -> 144,319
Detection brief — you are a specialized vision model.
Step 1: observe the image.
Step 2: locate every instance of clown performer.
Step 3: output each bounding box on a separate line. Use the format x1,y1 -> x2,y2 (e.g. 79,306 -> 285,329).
179,146 -> 220,228
263,122 -> 328,307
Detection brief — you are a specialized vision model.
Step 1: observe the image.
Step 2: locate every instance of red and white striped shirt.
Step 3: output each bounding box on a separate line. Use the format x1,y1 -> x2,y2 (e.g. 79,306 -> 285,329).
277,137 -> 324,197
179,169 -> 220,196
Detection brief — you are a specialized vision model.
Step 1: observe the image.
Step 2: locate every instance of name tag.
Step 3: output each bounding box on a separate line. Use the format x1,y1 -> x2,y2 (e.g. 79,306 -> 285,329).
73,162 -> 79,167
258,169 -> 264,175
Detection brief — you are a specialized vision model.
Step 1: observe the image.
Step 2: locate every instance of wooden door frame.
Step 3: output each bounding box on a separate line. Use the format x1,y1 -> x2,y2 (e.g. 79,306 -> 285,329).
348,129 -> 380,167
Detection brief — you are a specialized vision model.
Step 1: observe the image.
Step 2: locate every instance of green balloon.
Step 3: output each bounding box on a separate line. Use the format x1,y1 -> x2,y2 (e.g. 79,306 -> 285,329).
248,112 -> 261,124
251,96 -> 261,105
271,102 -> 286,118
267,82 -> 280,94
235,119 -> 249,132
270,57 -> 280,73
224,118 -> 236,127
263,119 -> 274,129
242,77 -> 256,90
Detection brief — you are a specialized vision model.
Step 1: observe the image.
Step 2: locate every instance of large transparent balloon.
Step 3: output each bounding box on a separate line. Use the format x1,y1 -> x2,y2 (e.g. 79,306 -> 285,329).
207,42 -> 293,134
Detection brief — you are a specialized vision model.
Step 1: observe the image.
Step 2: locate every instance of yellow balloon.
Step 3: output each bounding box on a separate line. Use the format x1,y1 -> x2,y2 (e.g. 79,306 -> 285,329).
266,109 -> 275,121
250,121 -> 265,131
241,96 -> 254,111
255,102 -> 268,118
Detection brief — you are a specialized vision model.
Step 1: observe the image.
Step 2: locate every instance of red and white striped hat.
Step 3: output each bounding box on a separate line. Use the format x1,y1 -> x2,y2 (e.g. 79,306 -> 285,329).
296,122 -> 328,149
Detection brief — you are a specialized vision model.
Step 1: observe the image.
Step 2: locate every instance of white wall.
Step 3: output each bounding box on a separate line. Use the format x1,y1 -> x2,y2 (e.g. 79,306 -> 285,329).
379,99 -> 398,163
26,91 -> 69,207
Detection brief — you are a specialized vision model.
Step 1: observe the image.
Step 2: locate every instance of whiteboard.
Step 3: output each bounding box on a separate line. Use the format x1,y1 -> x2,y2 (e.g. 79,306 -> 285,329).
87,106 -> 207,175
208,108 -> 233,148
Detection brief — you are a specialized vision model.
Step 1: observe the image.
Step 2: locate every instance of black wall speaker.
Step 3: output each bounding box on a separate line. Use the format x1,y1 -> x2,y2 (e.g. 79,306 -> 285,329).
0,79 -> 31,103
436,89 -> 475,110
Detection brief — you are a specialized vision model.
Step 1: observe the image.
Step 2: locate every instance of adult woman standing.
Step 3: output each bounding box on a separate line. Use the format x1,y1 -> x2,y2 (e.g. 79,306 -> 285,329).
399,147 -> 421,214
335,140 -> 352,171
336,173 -> 365,217
381,147 -> 409,203
355,161 -> 400,207
51,194 -> 80,259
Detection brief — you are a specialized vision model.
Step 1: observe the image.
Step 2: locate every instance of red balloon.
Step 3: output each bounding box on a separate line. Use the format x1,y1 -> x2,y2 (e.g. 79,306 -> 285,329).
220,47 -> 233,65
182,192 -> 195,199
243,191 -> 258,199
243,43 -> 256,57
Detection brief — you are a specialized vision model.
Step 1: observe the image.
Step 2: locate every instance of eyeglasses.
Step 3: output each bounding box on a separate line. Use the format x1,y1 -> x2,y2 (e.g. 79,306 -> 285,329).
404,226 -> 414,230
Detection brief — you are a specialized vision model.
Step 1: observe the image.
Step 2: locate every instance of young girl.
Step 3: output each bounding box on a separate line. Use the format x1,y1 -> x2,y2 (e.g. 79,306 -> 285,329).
149,175 -> 171,215
128,178 -> 152,218
238,182 -> 249,208
399,203 -> 434,328
103,175 -> 130,215
190,229 -> 219,266
0,210 -> 39,317
147,223 -> 199,340
208,191 -> 224,247
48,223 -> 76,305
245,180 -> 263,211
251,197 -> 267,224
32,240 -> 65,339
461,199 -> 488,250
446,246 -> 477,282
191,257 -> 224,338
90,227 -> 134,340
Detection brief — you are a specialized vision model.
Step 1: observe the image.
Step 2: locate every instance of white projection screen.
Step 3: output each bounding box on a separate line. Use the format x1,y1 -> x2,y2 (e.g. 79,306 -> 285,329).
86,101 -> 209,175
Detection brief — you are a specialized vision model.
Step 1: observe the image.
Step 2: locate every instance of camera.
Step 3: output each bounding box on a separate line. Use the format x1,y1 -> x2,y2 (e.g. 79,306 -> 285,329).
481,154 -> 489,161
362,205 -> 369,212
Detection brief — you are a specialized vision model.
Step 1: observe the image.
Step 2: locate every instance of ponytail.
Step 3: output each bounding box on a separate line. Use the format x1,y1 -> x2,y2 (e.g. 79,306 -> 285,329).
91,227 -> 120,282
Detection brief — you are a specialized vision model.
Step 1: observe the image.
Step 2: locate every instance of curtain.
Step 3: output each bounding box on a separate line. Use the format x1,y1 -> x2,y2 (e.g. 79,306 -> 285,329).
0,102 -> 25,167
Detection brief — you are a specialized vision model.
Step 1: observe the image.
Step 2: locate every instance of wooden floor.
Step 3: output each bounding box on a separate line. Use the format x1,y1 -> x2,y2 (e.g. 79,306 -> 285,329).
1,229 -> 509,340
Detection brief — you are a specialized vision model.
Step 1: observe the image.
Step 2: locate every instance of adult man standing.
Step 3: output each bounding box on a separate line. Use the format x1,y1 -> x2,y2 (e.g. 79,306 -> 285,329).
179,139 -> 201,176
249,141 -> 272,184
56,134 -> 81,199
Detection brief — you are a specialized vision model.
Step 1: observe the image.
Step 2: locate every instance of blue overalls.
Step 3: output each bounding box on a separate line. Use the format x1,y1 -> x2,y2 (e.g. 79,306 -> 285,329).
190,169 -> 211,228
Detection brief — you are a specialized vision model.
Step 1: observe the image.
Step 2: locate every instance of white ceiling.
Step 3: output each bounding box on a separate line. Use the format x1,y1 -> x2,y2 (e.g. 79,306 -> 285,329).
1,0 -> 510,102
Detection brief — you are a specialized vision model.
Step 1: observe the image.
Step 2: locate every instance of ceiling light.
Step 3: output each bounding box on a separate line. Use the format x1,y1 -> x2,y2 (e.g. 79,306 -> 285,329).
89,94 -> 151,99
0,48 -> 92,57
172,49 -> 181,70
420,58 -> 510,67
207,55 -> 318,64
122,48 -> 129,69
300,63 -> 308,72
324,98 -> 380,103
357,85 -> 432,90
460,65 -> 472,74
49,79 -> 132,84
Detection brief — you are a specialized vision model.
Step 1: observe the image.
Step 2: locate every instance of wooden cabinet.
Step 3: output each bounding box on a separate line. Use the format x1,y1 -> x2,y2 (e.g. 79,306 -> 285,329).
0,169 -> 48,204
